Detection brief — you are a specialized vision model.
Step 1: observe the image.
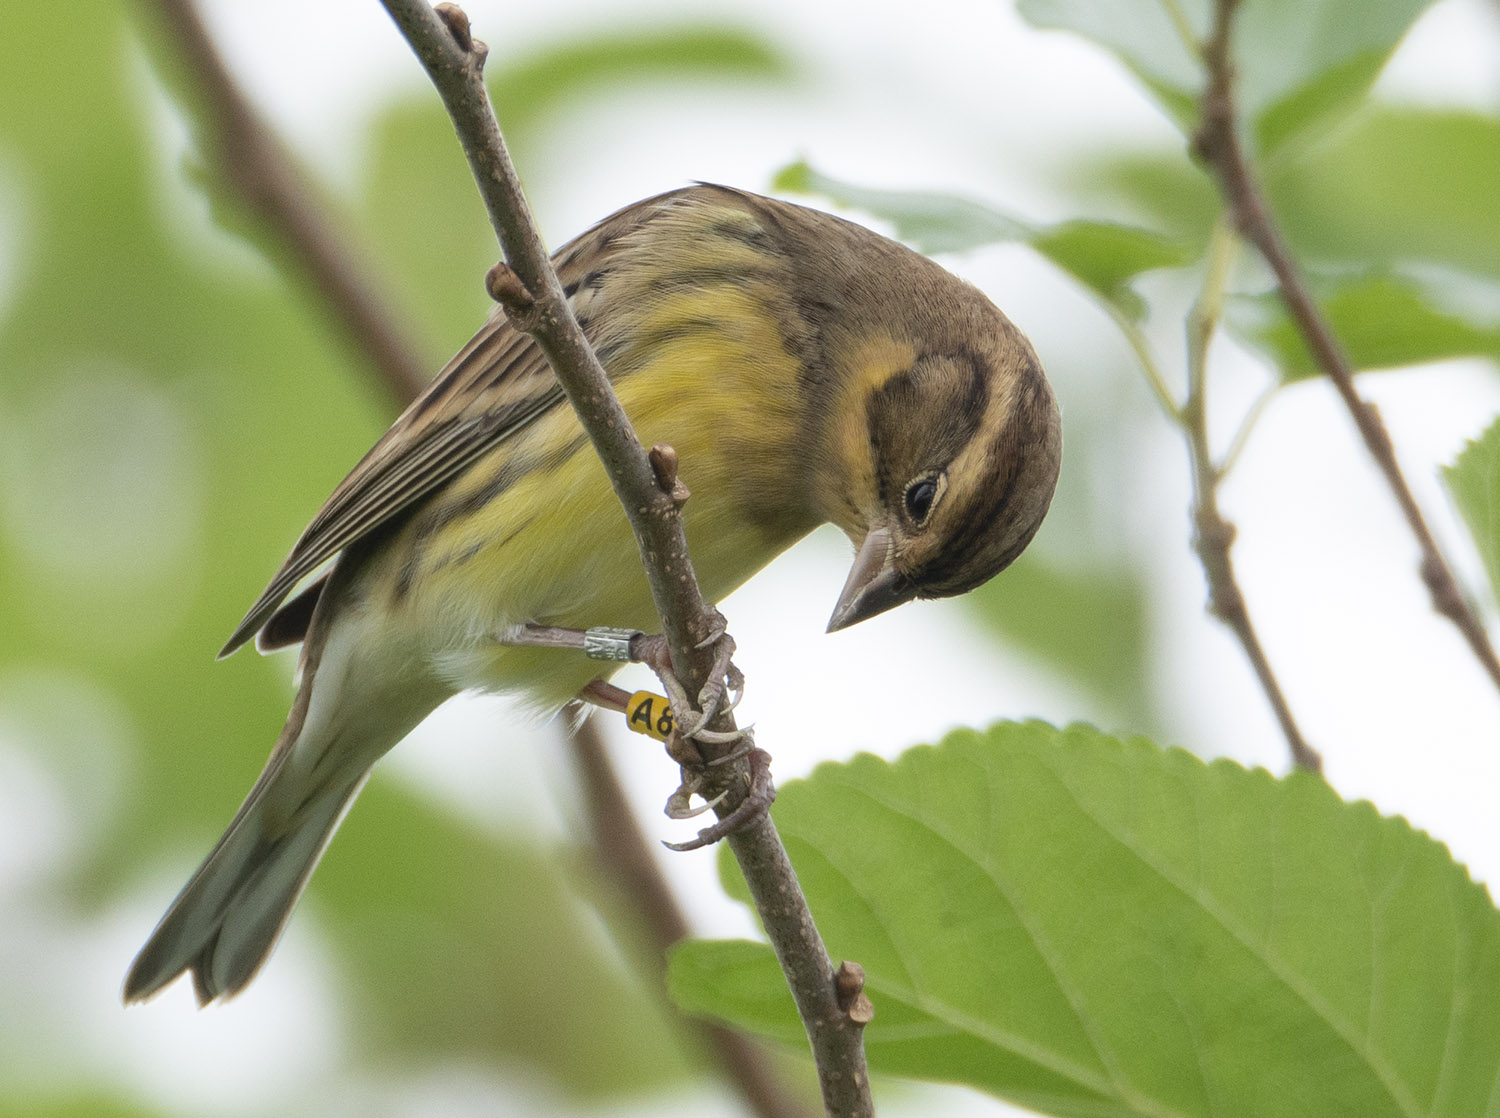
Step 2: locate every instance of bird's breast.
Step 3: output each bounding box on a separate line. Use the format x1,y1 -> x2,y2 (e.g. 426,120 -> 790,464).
382,302 -> 818,709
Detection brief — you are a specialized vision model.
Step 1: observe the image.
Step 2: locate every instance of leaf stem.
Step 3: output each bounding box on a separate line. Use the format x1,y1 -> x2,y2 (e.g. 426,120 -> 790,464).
1158,0 -> 1203,61
1103,302 -> 1183,422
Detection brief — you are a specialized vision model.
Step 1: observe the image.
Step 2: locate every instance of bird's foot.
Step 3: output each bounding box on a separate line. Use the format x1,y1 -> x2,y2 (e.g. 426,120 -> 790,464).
509,618 -> 743,745
629,617 -> 744,743
662,745 -> 775,852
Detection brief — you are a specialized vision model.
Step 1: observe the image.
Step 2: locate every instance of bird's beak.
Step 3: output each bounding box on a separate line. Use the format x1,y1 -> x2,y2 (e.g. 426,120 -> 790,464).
826,527 -> 914,632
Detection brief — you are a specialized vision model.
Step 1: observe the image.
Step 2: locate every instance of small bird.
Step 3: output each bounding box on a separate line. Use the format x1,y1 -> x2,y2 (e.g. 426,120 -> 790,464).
123,184 -> 1061,1005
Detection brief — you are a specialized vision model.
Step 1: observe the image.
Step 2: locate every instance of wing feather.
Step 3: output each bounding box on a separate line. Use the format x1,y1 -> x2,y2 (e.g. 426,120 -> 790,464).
220,184 -> 748,658
220,315 -> 563,657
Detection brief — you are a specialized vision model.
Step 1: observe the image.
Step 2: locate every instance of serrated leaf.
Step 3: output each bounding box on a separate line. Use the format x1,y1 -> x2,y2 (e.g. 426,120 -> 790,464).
675,722 -> 1500,1117
1228,272 -> 1500,382
774,163 -> 1190,317
1444,417 -> 1500,608
1017,0 -> 1435,155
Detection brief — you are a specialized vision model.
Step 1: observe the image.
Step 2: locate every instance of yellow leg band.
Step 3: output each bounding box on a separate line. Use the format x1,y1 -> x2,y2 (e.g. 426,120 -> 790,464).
625,690 -> 675,742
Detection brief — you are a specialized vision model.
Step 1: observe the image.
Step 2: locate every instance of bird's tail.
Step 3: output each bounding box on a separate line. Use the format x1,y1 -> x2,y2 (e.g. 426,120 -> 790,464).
122,739 -> 366,1006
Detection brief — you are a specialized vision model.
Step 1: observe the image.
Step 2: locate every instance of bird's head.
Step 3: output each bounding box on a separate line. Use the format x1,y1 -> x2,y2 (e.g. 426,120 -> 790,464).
825,335 -> 1062,632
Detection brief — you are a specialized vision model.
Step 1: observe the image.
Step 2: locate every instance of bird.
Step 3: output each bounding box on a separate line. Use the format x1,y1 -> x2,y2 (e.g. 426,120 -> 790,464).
123,183 -> 1062,1005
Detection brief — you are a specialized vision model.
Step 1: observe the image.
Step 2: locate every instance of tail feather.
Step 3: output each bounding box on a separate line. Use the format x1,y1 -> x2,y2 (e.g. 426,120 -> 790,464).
123,767 -> 364,1005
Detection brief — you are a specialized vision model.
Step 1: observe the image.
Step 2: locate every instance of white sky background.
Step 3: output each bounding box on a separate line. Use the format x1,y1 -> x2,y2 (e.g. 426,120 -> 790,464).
70,0 -> 1500,1115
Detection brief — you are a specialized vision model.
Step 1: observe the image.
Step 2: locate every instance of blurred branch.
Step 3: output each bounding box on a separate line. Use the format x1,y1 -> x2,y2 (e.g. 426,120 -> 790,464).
1194,0 -> 1500,700
143,0 -> 431,405
567,713 -> 817,1118
150,2 -> 830,1112
377,3 -> 872,1114
1095,250 -> 1316,768
1181,221 -> 1321,773
1104,237 -> 1318,772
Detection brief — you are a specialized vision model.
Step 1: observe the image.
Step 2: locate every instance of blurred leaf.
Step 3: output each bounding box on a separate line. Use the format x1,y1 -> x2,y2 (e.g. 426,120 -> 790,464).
0,2 -> 388,908
1,4 -> 788,1104
1229,272 -> 1500,381
1445,417 -> 1500,609
320,780 -> 691,1094
1014,0 -> 1203,130
678,722 -> 1500,1116
362,27 -> 793,354
773,160 -> 1030,252
0,1096 -> 154,1118
489,27 -> 791,130
775,161 -> 1191,318
1081,109 -> 1500,288
1272,109 -> 1500,281
1018,0 -> 1435,154
1029,219 -> 1195,318
965,553 -> 1153,726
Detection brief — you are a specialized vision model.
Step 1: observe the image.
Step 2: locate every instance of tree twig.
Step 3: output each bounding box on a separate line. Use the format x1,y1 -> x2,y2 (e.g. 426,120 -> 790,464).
378,3 -> 872,1112
567,712 -> 816,1118
142,0 -> 431,405
1098,280 -> 1316,770
1193,0 -> 1500,698
1181,221 -> 1321,772
148,3 -> 836,1110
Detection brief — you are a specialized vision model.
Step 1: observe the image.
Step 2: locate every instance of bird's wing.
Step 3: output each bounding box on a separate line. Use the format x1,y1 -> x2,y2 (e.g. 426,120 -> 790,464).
218,185 -> 746,658
220,316 -> 565,657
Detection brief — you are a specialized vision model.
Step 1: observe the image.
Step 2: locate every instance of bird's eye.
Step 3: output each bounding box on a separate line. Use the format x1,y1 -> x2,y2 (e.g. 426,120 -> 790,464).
904,477 -> 939,525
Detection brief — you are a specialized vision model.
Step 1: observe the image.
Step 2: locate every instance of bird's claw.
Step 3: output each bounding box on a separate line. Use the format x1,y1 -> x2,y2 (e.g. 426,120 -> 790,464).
664,776 -> 728,820
663,747 -> 776,852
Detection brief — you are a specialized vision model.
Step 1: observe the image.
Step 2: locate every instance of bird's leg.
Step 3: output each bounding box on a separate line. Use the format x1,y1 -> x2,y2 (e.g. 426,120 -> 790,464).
510,624 -> 770,846
501,621 -> 745,745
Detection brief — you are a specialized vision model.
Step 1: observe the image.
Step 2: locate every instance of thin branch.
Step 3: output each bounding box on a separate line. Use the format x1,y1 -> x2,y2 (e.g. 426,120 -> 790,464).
1216,378 -> 1278,478
1102,301 -> 1183,421
150,4 -> 829,1110
142,0 -> 430,404
1193,0 -> 1500,699
377,3 -> 872,1113
1092,234 -> 1315,768
567,713 -> 817,1118
1181,221 -> 1321,773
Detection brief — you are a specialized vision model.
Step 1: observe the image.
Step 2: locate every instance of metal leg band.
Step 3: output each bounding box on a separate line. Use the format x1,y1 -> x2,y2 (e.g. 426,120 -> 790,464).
584,626 -> 643,662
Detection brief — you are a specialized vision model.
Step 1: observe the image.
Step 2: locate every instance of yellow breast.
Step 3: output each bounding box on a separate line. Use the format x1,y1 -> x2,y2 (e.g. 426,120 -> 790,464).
383,269 -> 816,708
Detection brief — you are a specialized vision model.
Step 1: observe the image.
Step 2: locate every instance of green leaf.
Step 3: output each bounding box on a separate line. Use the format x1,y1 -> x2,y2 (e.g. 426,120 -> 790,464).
1082,110 -> 1500,284
362,28 -> 794,353
1029,220 -> 1195,318
675,723 -> 1500,1117
1444,417 -> 1500,608
774,162 -> 1191,317
772,161 -> 1030,253
1014,0 -> 1204,132
1272,109 -> 1500,282
1229,272 -> 1500,382
489,27 -> 792,132
0,1095 -> 155,1118
1017,0 -> 1435,154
